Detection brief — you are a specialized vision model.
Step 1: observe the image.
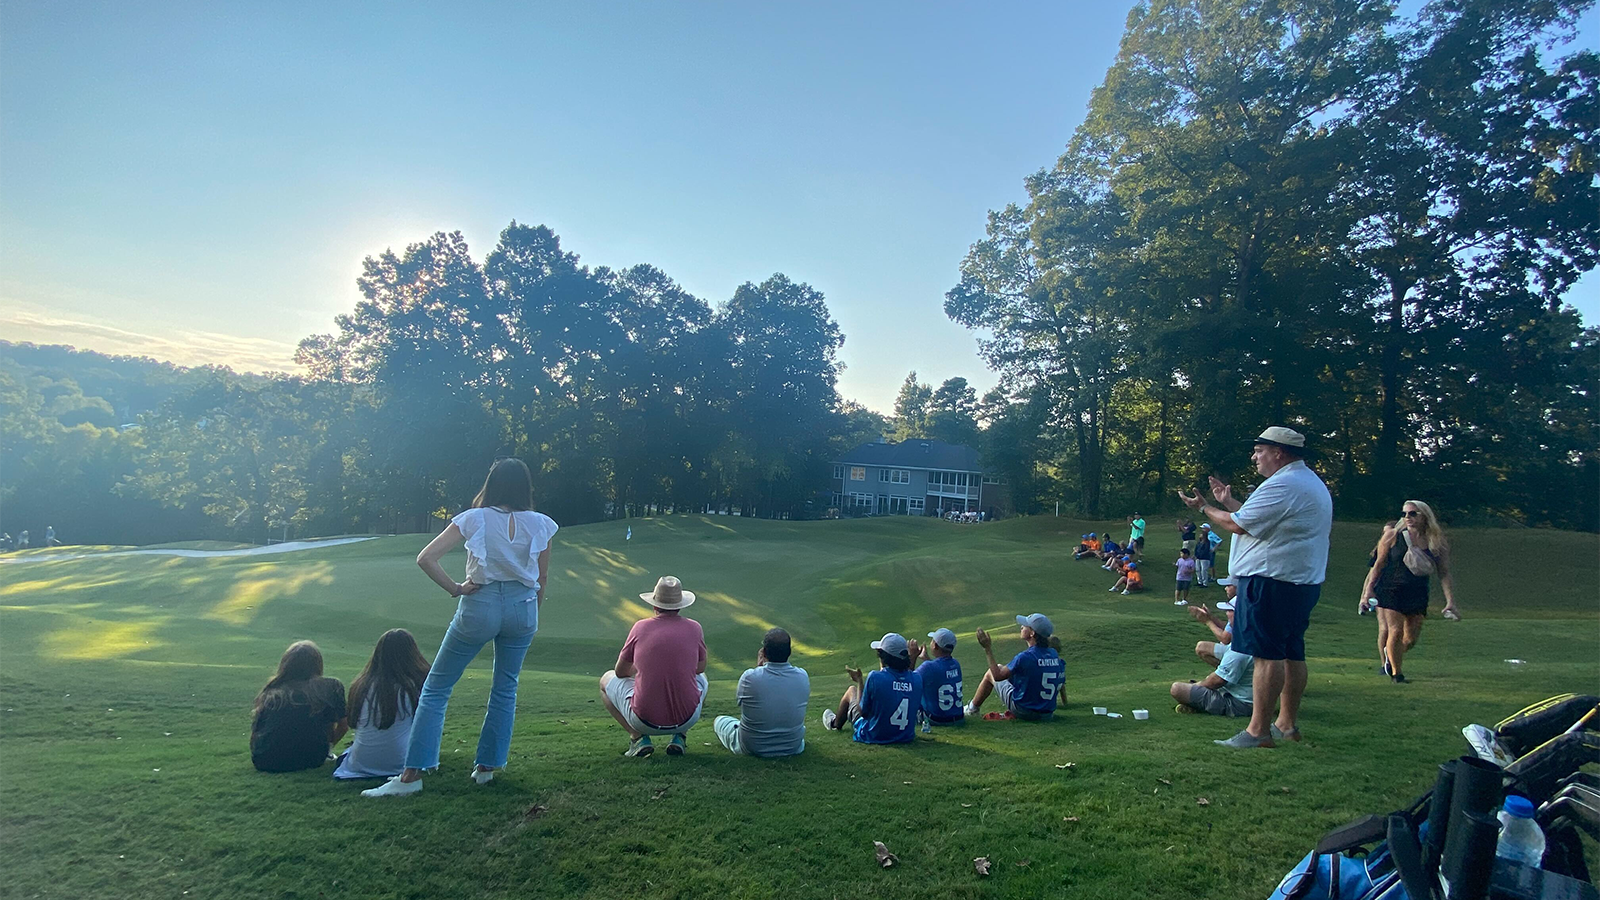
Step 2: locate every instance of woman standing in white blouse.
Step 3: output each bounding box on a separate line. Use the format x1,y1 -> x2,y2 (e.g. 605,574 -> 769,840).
364,458 -> 558,797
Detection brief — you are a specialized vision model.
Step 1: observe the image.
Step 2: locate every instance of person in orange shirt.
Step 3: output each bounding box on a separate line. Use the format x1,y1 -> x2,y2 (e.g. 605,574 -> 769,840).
1073,534 -> 1102,560
1109,561 -> 1144,595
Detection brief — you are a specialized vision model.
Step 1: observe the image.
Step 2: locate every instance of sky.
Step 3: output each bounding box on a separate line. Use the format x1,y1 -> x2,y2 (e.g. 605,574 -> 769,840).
2,2 -> 1596,414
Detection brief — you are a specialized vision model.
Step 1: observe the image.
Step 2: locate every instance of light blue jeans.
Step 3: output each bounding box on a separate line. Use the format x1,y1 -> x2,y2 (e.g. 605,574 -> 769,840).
404,581 -> 538,770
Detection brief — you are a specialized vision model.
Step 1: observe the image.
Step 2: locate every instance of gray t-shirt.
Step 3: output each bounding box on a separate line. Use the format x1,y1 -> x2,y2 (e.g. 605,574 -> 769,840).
735,662 -> 809,757
1215,649 -> 1255,705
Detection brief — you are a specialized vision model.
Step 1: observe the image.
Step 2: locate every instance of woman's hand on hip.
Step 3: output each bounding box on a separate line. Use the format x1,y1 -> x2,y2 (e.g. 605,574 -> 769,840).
454,581 -> 481,597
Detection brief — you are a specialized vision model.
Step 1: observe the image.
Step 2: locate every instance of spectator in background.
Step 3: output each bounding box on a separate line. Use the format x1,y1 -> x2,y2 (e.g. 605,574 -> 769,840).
1128,513 -> 1147,551
1194,524 -> 1217,587
1179,426 -> 1333,749
714,628 -> 808,757
1358,500 -> 1461,684
1109,560 -> 1144,595
1174,548 -> 1196,606
600,576 -> 709,758
45,525 -> 59,546
17,530 -> 29,550
1177,519 -> 1197,552
1098,537 -> 1122,568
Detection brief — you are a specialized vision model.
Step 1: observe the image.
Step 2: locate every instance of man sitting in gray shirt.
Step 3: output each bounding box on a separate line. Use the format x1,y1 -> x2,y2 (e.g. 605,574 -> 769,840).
714,628 -> 810,757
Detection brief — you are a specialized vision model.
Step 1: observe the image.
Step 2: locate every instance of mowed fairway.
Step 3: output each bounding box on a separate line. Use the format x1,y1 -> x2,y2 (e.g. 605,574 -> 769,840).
2,516 -> 1596,900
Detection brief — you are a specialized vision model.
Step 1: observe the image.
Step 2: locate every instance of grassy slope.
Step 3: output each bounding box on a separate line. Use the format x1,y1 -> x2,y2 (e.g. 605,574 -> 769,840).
1,516 -> 1595,900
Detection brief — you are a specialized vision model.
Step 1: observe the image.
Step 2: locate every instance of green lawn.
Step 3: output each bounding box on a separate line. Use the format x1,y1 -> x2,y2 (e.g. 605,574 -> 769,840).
2,515 -> 1596,899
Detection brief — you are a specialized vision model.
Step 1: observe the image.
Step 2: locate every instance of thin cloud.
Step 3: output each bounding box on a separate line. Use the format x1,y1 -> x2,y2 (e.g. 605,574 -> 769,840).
0,309 -> 303,374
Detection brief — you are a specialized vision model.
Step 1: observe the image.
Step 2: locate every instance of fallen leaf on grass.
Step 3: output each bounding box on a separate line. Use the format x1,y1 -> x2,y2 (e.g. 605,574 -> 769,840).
651,788 -> 669,801
523,804 -> 548,819
1158,778 -> 1172,785
1016,859 -> 1031,868
902,781 -> 912,785
873,841 -> 898,868
1055,763 -> 1076,770
1063,816 -> 1080,823
1197,797 -> 1211,806
1280,786 -> 1292,794
974,857 -> 991,876
961,803 -> 974,808
557,720 -> 569,725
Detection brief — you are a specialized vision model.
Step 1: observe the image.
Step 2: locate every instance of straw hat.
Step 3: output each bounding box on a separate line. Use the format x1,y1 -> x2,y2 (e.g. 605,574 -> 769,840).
640,575 -> 696,610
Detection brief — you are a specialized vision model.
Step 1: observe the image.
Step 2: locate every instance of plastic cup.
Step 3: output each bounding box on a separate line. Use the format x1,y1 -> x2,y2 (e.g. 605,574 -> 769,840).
1093,706 -> 1107,715
1133,709 -> 1150,720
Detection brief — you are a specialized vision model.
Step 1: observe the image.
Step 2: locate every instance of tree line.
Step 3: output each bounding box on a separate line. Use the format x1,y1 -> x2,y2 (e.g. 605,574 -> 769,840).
1,228 -> 883,543
945,0 -> 1599,529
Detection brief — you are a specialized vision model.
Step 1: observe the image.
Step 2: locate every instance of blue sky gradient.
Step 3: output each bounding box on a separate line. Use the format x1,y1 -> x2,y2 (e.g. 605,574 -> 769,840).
2,2 -> 1594,411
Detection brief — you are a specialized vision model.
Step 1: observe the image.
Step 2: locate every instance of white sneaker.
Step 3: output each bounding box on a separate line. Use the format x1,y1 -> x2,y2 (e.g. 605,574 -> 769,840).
1108,586 -> 1118,592
963,703 -> 977,718
362,776 -> 421,798
1121,590 -> 1131,595
470,767 -> 495,785
1175,599 -> 1188,605
822,709 -> 839,730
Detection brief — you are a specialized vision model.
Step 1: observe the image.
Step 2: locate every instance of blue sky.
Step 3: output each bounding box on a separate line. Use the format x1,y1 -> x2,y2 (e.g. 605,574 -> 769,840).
2,1 -> 1595,413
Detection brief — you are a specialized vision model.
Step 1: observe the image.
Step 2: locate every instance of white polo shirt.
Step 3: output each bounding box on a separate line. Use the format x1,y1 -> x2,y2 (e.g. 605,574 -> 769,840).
1228,460 -> 1333,585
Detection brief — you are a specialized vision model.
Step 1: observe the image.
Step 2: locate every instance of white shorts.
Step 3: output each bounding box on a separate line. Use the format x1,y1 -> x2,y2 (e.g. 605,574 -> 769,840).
605,673 -> 708,735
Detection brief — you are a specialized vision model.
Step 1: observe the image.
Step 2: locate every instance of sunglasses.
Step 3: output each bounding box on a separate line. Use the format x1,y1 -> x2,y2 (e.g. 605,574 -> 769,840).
1402,510 -> 1420,518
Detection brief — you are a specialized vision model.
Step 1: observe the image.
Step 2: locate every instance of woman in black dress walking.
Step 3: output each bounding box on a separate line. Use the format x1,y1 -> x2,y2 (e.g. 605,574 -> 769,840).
1358,500 -> 1460,683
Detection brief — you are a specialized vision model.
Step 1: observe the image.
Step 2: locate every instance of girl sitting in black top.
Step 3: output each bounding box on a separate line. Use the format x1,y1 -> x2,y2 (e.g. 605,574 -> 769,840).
251,640 -> 349,772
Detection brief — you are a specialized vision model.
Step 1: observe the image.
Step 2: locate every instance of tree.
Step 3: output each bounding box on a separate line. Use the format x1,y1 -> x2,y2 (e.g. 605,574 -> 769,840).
890,371 -> 933,440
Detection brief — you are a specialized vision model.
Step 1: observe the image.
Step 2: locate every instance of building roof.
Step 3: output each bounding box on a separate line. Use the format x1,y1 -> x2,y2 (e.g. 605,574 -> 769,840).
835,439 -> 985,472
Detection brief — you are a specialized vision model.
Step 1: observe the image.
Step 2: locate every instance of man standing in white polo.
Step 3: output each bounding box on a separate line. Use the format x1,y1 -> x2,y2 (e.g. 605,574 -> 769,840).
1179,426 -> 1332,749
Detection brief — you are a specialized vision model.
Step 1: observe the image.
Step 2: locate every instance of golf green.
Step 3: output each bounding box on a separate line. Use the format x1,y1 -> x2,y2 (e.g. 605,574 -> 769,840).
2,515 -> 1595,899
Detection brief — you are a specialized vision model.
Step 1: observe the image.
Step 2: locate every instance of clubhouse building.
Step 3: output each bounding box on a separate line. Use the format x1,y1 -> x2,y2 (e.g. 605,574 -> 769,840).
830,439 -> 1011,518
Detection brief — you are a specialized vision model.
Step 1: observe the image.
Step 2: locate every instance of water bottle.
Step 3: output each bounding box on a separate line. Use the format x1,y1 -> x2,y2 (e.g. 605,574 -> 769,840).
1495,795 -> 1546,869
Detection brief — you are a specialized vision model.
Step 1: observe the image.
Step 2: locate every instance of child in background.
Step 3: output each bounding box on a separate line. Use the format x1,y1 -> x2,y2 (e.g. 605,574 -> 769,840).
1098,538 -> 1121,568
1110,562 -> 1144,595
1074,534 -> 1101,560
1174,548 -> 1196,606
334,629 -> 431,780
1194,525 -> 1216,587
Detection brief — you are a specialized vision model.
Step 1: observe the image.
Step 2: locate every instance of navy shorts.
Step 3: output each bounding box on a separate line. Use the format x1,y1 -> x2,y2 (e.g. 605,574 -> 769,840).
1231,575 -> 1320,661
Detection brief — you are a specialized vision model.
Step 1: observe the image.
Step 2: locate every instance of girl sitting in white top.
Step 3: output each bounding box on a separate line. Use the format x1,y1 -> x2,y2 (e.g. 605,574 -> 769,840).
334,629 -> 430,780
363,457 -> 558,798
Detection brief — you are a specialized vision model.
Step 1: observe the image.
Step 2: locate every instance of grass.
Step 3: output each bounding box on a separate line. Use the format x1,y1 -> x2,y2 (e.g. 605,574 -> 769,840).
1,515 -> 1596,899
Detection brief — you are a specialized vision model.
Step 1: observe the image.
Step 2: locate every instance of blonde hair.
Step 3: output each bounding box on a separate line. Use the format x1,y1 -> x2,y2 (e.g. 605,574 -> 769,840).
1401,500 -> 1447,554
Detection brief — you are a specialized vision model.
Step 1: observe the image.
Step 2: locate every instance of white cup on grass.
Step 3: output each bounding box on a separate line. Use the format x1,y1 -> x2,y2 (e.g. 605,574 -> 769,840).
1133,709 -> 1149,720
1092,706 -> 1107,715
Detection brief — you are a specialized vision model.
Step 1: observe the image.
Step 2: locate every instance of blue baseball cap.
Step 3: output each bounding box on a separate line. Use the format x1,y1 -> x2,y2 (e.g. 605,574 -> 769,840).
928,628 -> 957,649
1015,613 -> 1054,638
1127,562 -> 1138,571
870,632 -> 909,658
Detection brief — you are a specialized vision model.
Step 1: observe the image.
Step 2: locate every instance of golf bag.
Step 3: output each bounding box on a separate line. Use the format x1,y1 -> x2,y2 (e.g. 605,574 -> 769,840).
1270,796 -> 1433,900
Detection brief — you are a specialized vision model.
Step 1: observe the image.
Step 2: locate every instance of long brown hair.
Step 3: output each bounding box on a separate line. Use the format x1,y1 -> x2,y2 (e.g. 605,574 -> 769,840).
253,640 -> 327,714
347,629 -> 430,730
472,457 -> 533,511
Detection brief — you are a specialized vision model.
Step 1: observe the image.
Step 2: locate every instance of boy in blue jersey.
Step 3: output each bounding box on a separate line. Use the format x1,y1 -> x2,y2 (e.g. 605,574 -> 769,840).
910,628 -> 964,726
821,633 -> 923,744
964,614 -> 1065,721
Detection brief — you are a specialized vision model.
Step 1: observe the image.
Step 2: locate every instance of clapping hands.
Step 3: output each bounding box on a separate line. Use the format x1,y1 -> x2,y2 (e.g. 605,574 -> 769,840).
974,627 -> 992,650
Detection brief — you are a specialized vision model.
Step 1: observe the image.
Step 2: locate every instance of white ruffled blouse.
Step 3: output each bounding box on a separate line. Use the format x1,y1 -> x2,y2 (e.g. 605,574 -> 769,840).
451,507 -> 558,593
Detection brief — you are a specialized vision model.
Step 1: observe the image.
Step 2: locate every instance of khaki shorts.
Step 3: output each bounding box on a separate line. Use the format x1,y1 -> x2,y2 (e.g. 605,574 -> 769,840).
605,673 -> 708,735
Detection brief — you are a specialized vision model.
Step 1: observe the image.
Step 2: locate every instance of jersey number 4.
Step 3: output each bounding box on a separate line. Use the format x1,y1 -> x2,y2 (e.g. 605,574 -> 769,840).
890,699 -> 910,729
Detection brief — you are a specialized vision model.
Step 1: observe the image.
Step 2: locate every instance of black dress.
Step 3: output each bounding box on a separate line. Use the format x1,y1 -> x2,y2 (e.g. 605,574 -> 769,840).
250,677 -> 346,772
1370,535 -> 1431,616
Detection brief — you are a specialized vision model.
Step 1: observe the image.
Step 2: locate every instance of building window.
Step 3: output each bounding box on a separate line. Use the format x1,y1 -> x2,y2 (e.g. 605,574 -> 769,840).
834,465 -> 844,480
909,498 -> 925,513
882,468 -> 909,484
850,466 -> 865,481
983,475 -> 1000,484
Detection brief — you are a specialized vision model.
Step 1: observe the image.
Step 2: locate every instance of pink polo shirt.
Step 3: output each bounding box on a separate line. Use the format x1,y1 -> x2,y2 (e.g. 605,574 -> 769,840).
619,614 -> 707,728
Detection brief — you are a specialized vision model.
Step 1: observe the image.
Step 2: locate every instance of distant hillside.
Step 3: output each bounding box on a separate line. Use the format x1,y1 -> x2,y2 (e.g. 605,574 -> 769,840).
0,341 -> 263,425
